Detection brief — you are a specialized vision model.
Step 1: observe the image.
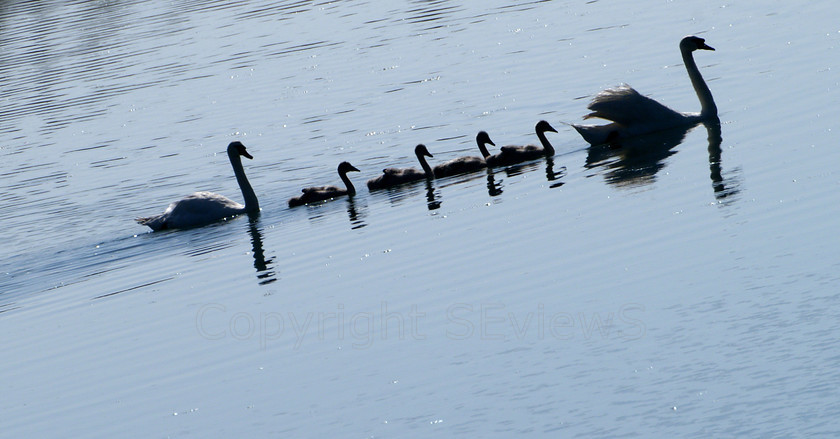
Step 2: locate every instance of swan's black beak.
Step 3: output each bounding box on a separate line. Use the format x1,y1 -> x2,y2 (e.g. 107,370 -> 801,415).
699,42 -> 715,51
349,165 -> 360,172
425,151 -> 434,158
242,151 -> 254,160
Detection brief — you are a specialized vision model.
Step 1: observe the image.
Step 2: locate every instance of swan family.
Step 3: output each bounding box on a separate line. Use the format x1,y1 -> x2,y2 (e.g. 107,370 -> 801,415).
138,36 -> 719,230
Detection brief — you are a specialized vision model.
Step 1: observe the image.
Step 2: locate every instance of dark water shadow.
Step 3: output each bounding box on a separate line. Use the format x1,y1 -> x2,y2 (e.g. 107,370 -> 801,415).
545,157 -> 567,188
486,168 -> 503,197
488,155 -> 566,192
425,178 -> 442,210
585,124 -> 690,187
246,214 -> 277,285
705,121 -> 741,203
368,176 -> 435,208
501,160 -> 542,178
346,196 -> 368,230
585,119 -> 741,201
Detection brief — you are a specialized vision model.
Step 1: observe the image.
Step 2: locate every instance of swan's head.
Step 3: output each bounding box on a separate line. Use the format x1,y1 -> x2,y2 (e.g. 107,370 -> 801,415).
338,161 -> 360,174
476,131 -> 495,147
228,141 -> 253,159
681,35 -> 714,52
536,120 -> 558,134
415,144 -> 433,158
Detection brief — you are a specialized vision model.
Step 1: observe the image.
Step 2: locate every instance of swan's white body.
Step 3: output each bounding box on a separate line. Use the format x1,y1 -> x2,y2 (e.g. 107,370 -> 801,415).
137,141 -> 259,231
367,144 -> 434,190
289,161 -> 360,207
573,36 -> 718,145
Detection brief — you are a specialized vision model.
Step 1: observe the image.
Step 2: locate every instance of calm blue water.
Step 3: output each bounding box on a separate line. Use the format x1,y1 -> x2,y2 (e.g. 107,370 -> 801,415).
2,0 -> 840,437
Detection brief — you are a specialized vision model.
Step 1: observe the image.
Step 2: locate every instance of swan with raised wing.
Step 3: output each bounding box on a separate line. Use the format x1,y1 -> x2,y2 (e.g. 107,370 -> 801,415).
288,161 -> 360,207
136,141 -> 259,231
573,36 -> 718,145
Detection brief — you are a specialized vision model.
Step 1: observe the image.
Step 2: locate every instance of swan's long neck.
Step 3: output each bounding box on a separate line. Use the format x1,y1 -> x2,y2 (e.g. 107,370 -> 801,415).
536,130 -> 555,155
340,170 -> 356,195
416,151 -> 433,175
477,140 -> 491,159
682,47 -> 717,118
229,150 -> 259,213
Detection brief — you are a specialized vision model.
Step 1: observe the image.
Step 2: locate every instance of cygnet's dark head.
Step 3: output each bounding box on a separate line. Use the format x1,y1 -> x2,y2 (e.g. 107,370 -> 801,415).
535,120 -> 558,134
338,161 -> 360,174
681,35 -> 714,52
415,144 -> 433,158
228,141 -> 253,159
476,131 -> 495,147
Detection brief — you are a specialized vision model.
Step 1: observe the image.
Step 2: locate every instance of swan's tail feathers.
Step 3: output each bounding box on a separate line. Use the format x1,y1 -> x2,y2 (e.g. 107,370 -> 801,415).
572,124 -> 615,146
583,111 -> 610,120
136,215 -> 167,231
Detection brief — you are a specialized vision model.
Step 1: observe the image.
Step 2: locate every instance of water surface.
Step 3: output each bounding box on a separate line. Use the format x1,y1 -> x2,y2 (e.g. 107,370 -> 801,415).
2,0 -> 840,437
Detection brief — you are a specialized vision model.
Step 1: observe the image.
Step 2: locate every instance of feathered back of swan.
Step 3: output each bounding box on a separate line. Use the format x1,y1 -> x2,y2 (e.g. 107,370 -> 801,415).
584,85 -> 684,125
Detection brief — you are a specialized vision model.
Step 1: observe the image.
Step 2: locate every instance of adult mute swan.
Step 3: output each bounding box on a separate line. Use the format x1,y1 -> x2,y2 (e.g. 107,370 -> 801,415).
288,161 -> 360,207
367,144 -> 434,190
573,35 -> 718,145
136,141 -> 259,231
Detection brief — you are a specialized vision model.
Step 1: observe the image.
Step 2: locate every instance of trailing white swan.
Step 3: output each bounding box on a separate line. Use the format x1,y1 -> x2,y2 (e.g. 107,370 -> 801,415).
136,141 -> 259,231
573,35 -> 718,145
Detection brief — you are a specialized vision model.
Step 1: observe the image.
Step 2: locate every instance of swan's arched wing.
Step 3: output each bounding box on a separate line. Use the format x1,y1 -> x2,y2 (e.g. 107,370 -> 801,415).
177,191 -> 240,207
585,84 -> 681,125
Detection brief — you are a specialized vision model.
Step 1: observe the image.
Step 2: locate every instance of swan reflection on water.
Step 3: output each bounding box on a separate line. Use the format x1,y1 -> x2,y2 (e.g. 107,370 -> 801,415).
545,157 -> 566,188
486,168 -> 503,197
705,121 -> 741,202
585,119 -> 740,200
585,124 -> 686,187
425,179 -> 441,211
247,217 -> 277,285
299,195 -> 368,230
485,155 -> 566,196
345,197 -> 367,230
